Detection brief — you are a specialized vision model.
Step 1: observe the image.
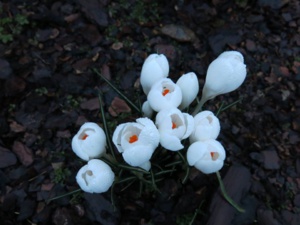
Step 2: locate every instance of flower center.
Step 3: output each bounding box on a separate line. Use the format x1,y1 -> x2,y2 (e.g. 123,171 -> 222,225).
81,134 -> 88,140
162,88 -> 170,96
129,134 -> 138,143
172,122 -> 177,129
210,152 -> 219,161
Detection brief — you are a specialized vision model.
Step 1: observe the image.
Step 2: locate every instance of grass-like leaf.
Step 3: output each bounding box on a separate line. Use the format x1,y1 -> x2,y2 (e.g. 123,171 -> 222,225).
93,68 -> 141,114
216,171 -> 245,213
98,91 -> 116,161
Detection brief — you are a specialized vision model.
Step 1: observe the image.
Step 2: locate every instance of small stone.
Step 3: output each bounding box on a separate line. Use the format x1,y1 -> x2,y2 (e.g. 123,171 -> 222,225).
12,141 -> 34,166
246,39 -> 256,52
108,97 -> 131,117
80,98 -> 99,111
160,24 -> 198,42
261,150 -> 280,170
0,59 -> 13,79
0,146 -> 17,168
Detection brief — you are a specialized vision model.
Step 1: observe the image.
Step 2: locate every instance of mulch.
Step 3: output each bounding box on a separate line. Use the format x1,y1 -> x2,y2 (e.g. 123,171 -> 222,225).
0,0 -> 300,224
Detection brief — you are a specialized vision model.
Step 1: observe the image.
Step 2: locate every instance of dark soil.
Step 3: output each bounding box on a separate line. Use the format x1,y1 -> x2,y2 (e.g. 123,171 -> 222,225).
0,0 -> 300,224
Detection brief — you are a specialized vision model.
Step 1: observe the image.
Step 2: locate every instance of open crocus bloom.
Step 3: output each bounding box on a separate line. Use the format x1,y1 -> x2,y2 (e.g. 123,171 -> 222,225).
176,72 -> 199,110
199,51 -> 247,106
72,122 -> 106,161
156,108 -> 194,151
140,53 -> 169,95
76,159 -> 115,193
187,140 -> 226,174
112,117 -> 160,171
147,78 -> 182,112
189,111 -> 220,143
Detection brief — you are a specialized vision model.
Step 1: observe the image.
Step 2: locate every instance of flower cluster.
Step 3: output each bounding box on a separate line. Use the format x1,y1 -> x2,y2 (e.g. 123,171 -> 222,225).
71,51 -> 246,193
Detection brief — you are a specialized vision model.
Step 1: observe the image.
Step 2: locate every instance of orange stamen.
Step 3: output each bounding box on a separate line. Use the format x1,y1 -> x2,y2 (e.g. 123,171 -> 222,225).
129,135 -> 138,143
162,89 -> 170,96
210,152 -> 214,158
172,122 -> 177,129
81,134 -> 88,140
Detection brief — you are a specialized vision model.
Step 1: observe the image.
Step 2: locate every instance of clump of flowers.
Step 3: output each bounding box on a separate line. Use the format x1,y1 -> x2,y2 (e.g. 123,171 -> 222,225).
70,51 -> 247,210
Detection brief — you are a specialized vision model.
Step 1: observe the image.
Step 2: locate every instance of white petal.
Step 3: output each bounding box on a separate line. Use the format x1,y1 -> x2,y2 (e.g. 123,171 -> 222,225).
140,54 -> 169,94
181,113 -> 195,139
122,144 -> 155,167
194,158 -> 224,174
200,51 -> 246,104
72,122 -> 106,161
76,159 -> 115,193
137,117 -> 160,148
112,123 -> 126,153
159,132 -> 184,151
142,101 -> 154,118
176,72 -> 199,109
138,161 -> 151,171
147,78 -> 182,112
218,50 -> 244,63
187,141 -> 207,166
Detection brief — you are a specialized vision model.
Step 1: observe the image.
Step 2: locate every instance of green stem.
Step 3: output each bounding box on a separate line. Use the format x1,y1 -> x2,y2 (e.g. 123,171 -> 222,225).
216,171 -> 245,213
192,98 -> 206,116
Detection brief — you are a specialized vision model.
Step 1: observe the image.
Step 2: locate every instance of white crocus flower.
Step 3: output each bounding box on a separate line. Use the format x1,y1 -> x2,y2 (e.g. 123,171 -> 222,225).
147,78 -> 182,112
156,108 -> 194,151
112,117 -> 160,171
189,111 -> 220,143
198,51 -> 247,110
72,122 -> 106,161
142,101 -> 154,118
76,159 -> 115,193
176,72 -> 199,110
187,140 -> 226,174
140,53 -> 169,95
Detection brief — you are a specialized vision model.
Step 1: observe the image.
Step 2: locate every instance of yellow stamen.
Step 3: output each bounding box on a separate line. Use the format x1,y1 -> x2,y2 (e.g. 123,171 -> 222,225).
162,89 -> 170,96
129,135 -> 138,143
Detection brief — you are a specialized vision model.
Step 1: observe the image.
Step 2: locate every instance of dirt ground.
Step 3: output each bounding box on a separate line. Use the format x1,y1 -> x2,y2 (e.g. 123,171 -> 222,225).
0,0 -> 300,224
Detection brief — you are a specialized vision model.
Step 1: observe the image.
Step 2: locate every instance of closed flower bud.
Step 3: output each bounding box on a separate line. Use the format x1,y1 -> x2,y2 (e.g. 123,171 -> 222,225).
140,54 -> 169,95
76,159 -> 115,193
187,140 -> 226,174
147,78 -> 182,112
189,111 -> 220,143
176,72 -> 199,110
200,51 -> 246,106
72,122 -> 106,161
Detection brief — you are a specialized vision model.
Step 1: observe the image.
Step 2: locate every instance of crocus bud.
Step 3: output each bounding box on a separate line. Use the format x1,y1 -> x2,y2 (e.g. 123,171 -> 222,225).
76,159 -> 115,193
142,101 -> 154,118
189,111 -> 220,143
72,122 -> 106,161
200,51 -> 246,106
112,117 -> 160,170
156,108 -> 194,151
176,72 -> 199,110
187,140 -> 226,174
140,54 -> 169,95
147,78 -> 182,112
